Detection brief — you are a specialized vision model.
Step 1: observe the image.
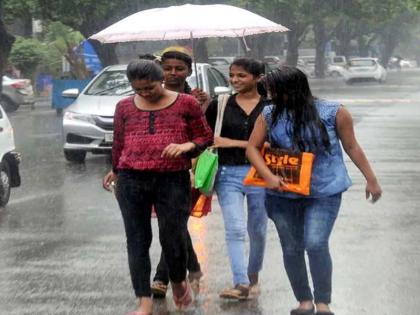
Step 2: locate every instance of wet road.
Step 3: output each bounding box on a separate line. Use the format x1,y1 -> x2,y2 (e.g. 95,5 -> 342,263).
1,70 -> 419,315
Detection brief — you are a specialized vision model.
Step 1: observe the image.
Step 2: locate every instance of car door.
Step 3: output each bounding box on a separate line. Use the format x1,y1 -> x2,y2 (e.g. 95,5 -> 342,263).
0,106 -> 15,156
206,67 -> 230,97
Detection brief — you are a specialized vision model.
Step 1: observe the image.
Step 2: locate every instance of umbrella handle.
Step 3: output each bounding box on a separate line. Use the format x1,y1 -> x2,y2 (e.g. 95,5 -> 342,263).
190,32 -> 201,89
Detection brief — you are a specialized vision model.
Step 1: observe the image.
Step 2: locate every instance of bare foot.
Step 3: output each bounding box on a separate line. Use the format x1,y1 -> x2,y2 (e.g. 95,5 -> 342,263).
132,297 -> 152,315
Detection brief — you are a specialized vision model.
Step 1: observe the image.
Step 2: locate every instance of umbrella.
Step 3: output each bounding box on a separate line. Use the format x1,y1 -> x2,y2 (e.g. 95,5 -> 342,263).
89,3 -> 289,87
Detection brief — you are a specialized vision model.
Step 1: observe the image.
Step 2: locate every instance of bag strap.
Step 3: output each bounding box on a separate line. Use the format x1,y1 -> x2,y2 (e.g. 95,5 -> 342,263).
214,94 -> 229,137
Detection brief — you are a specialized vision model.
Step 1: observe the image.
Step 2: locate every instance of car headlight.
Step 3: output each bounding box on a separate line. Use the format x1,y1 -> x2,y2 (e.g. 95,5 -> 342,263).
64,111 -> 95,124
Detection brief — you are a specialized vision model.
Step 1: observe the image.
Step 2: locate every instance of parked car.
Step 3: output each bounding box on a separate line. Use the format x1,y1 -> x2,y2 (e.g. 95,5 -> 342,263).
263,56 -> 283,64
388,56 -> 417,69
298,56 -> 316,77
326,55 -> 347,77
62,63 -> 231,163
328,55 -> 347,66
208,56 -> 235,78
341,58 -> 387,84
0,105 -> 21,206
1,75 -> 35,112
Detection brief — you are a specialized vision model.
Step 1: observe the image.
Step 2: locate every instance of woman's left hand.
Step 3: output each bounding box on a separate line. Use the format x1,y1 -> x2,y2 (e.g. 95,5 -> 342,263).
191,88 -> 210,109
161,142 -> 196,158
366,179 -> 382,203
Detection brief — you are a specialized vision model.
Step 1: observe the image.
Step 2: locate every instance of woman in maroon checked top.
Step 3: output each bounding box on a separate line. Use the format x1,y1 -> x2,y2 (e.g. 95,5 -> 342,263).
103,60 -> 212,315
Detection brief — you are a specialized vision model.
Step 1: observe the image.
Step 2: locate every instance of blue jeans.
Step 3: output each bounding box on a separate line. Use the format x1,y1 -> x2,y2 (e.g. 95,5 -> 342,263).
265,193 -> 341,304
215,165 -> 268,285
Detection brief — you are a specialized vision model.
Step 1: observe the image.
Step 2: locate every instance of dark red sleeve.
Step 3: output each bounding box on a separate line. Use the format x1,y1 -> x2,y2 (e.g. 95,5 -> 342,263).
112,101 -> 125,173
184,96 -> 213,158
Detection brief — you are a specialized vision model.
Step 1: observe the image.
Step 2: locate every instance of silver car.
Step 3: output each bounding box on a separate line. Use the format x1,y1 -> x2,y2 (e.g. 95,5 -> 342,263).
1,75 -> 35,112
62,63 -> 230,162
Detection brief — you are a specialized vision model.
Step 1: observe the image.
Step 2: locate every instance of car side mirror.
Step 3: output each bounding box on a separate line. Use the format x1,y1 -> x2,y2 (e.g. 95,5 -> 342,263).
62,88 -> 80,98
214,86 -> 231,95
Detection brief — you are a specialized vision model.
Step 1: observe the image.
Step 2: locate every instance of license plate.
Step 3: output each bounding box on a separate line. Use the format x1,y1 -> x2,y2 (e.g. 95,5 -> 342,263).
104,133 -> 113,142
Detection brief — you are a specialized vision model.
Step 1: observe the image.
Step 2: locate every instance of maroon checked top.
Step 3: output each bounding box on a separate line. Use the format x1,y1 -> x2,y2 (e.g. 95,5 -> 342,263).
112,93 -> 213,173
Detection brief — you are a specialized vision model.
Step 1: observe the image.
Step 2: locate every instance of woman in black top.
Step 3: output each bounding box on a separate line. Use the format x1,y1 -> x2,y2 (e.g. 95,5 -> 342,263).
205,58 -> 269,300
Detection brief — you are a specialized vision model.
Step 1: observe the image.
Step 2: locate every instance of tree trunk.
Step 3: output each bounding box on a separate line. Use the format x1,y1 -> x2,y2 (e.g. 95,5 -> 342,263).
88,40 -> 118,66
0,3 -> 15,92
286,31 -> 300,66
357,36 -> 370,57
335,20 -> 353,59
313,21 -> 327,78
380,32 -> 398,68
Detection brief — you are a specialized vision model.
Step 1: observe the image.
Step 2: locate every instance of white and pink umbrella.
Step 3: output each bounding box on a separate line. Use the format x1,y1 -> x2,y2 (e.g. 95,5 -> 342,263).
90,4 -> 289,87
90,3 -> 288,43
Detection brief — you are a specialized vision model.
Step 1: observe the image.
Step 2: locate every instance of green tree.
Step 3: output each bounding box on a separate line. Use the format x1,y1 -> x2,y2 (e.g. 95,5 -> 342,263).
44,21 -> 88,79
0,0 -> 15,92
9,37 -> 47,80
34,0 -> 192,65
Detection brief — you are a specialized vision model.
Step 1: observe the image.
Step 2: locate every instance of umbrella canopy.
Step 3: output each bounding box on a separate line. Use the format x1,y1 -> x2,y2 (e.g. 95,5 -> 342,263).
90,4 -> 288,43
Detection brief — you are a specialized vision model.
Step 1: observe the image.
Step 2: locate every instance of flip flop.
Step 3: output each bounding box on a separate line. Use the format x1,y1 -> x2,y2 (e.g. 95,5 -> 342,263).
127,311 -> 152,315
219,284 -> 249,300
290,307 -> 315,315
151,281 -> 167,298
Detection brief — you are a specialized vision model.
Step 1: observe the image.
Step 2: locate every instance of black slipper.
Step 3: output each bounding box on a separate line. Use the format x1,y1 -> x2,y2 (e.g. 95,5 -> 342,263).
315,312 -> 334,315
290,307 -> 315,315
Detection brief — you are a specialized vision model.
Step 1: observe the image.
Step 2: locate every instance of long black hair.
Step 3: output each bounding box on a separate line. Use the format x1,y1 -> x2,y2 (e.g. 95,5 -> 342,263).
263,66 -> 330,152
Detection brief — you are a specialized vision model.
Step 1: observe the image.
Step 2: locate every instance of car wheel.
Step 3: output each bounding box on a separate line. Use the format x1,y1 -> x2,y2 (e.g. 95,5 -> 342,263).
0,161 -> 11,207
330,71 -> 341,77
0,96 -> 19,112
64,150 -> 87,163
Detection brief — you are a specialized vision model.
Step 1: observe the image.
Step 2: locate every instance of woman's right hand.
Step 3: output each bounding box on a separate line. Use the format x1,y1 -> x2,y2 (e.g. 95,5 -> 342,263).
265,174 -> 286,190
366,179 -> 382,203
103,170 -> 117,192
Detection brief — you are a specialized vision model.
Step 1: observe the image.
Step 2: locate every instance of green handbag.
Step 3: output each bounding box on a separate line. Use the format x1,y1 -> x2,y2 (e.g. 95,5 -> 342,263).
194,149 -> 219,196
194,94 -> 229,195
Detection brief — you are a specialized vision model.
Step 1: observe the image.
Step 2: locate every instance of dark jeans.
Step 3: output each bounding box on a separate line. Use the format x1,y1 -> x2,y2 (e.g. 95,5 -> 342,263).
116,169 -> 191,297
153,232 -> 201,285
265,193 -> 342,304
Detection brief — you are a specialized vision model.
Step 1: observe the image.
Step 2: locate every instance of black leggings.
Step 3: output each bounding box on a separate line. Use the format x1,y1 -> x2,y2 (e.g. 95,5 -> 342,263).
153,231 -> 201,285
116,169 -> 191,297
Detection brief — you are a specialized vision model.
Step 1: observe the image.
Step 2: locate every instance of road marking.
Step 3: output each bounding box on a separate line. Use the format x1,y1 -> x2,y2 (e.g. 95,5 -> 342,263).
30,133 -> 62,139
331,98 -> 414,104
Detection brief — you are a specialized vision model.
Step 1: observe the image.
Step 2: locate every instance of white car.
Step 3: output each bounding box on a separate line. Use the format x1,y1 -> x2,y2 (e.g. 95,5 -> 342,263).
1,75 -> 35,112
0,105 -> 21,206
61,63 -> 231,162
326,56 -> 347,77
342,58 -> 387,84
208,56 -> 235,78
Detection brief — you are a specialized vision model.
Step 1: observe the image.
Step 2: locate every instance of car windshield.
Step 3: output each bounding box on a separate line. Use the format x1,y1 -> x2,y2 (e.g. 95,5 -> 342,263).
85,70 -> 133,96
349,60 -> 375,67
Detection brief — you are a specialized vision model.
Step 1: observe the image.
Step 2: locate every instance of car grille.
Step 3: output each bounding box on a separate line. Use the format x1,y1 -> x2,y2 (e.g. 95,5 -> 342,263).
93,116 -> 114,131
67,133 -> 94,144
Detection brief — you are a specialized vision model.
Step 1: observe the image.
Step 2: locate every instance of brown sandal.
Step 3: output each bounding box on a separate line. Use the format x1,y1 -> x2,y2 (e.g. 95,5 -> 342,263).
219,284 -> 249,300
151,281 -> 167,298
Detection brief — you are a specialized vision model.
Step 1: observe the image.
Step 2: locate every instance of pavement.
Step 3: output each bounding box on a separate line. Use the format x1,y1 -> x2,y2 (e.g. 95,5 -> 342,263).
0,71 -> 419,315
